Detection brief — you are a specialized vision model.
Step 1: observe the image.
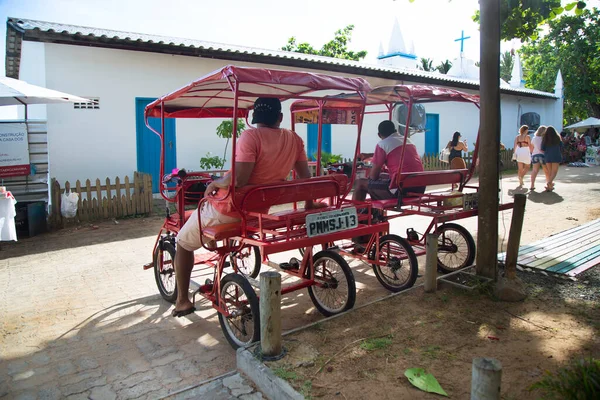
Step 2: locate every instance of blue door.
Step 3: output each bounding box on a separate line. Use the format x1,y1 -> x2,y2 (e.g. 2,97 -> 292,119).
307,124 -> 332,161
135,98 -> 176,193
425,113 -> 440,155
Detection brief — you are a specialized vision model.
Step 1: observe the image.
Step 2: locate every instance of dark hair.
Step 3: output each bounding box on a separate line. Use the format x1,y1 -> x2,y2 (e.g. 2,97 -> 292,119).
251,97 -> 282,126
451,131 -> 461,147
378,120 -> 397,138
542,126 -> 561,148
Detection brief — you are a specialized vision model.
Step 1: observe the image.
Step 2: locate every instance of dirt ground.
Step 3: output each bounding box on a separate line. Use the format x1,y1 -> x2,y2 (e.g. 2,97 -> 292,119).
1,166 -> 599,398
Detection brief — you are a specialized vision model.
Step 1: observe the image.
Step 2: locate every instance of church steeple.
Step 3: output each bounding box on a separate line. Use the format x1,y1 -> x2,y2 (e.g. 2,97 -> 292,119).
377,18 -> 417,69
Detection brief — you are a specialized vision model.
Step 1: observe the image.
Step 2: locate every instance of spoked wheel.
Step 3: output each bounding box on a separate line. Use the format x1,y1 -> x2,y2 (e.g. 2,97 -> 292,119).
308,250 -> 356,317
217,273 -> 260,349
436,223 -> 476,273
369,234 -> 418,292
229,243 -> 261,279
154,240 -> 177,303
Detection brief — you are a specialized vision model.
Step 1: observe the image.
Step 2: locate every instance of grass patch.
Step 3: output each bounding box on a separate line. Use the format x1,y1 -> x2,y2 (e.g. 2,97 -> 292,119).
300,380 -> 313,399
530,357 -> 600,399
422,345 -> 442,359
360,336 -> 393,351
273,366 -> 298,381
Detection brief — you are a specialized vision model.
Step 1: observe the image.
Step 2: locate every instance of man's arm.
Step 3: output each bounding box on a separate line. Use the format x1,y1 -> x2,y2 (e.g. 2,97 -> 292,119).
206,162 -> 255,195
369,162 -> 384,181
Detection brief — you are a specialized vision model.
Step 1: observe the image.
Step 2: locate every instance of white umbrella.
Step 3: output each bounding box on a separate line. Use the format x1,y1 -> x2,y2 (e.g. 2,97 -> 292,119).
564,117 -> 600,130
0,77 -> 90,106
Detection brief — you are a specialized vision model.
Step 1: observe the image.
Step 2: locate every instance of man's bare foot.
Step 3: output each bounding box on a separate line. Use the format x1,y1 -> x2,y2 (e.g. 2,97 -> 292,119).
174,299 -> 195,314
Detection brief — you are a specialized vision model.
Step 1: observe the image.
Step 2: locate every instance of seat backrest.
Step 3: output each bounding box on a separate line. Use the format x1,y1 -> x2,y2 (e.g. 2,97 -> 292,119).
397,169 -> 467,189
235,174 -> 348,212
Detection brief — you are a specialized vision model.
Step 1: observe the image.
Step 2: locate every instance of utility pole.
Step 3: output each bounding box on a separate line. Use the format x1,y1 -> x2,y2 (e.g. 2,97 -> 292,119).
476,0 -> 501,280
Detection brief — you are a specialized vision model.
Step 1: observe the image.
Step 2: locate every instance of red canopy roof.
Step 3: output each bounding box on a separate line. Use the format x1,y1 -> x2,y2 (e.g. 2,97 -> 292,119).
145,65 -> 372,118
290,84 -> 480,112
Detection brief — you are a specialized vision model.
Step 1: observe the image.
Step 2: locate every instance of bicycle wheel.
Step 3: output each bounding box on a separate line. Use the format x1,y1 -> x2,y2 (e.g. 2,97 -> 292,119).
230,244 -> 261,279
217,273 -> 260,349
369,234 -> 418,292
436,223 -> 476,273
154,241 -> 177,303
308,250 -> 356,317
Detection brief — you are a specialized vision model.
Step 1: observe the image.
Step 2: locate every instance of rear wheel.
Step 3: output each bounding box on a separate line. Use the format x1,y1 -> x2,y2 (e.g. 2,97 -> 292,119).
308,250 -> 356,317
436,223 -> 476,273
230,244 -> 261,278
217,273 -> 260,349
369,234 -> 418,292
154,240 -> 177,303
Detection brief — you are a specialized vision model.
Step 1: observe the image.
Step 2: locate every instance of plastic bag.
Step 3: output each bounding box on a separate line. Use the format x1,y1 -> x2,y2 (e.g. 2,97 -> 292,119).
439,148 -> 450,163
61,190 -> 79,218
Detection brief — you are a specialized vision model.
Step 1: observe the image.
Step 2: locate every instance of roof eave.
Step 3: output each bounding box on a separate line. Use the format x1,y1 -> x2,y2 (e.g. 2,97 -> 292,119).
7,25 -> 557,100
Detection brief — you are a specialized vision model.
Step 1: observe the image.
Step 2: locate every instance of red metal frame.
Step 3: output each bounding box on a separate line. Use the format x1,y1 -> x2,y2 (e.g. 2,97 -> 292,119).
290,84 -> 514,263
143,65 -> 393,320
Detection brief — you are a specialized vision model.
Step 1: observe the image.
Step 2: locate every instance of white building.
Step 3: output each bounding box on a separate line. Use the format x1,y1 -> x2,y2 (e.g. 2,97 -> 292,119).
4,17 -> 563,200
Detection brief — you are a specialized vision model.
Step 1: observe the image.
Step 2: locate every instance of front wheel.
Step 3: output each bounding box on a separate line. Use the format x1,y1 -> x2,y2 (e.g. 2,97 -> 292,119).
308,250 -> 356,317
369,234 -> 418,292
436,223 -> 476,273
217,273 -> 260,349
154,240 -> 177,303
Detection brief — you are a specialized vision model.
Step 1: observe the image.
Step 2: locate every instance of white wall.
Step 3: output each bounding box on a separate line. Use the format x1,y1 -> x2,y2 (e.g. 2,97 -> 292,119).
34,42 -> 560,184
18,41 -> 47,120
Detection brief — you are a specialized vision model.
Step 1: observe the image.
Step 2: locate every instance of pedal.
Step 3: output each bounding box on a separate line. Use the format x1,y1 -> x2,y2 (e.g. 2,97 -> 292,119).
279,259 -> 300,271
198,279 -> 213,294
406,228 -> 419,242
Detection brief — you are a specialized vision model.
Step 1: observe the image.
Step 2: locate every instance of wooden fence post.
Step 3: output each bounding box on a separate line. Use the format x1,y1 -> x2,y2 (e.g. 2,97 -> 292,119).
424,234 -> 438,293
504,194 -> 526,280
471,357 -> 502,400
260,271 -> 283,358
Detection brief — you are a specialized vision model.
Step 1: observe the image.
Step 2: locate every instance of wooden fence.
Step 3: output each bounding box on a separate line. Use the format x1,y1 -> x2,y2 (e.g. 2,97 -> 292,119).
50,172 -> 153,227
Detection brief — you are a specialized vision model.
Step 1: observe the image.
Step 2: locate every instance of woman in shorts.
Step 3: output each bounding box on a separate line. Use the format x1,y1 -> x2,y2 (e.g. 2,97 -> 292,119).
513,125 -> 532,187
529,126 -> 548,191
542,126 -> 563,192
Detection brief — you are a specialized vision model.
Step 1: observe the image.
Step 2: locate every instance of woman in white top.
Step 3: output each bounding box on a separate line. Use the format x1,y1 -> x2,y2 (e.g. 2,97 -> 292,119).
513,125 -> 532,187
529,126 -> 549,191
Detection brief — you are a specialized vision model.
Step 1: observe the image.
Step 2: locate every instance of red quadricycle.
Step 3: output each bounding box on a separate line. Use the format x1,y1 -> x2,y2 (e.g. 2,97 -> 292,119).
291,85 -> 515,287
142,65 -> 391,348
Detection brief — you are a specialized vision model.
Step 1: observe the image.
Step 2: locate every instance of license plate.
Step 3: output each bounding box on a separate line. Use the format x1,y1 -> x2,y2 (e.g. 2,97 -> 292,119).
306,207 -> 358,238
463,193 -> 479,210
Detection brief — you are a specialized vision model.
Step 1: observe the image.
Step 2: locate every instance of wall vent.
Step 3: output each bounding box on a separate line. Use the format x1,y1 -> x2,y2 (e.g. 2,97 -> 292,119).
74,98 -> 100,109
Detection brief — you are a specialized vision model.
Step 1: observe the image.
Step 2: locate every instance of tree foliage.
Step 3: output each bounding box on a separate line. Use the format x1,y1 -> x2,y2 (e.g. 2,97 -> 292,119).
471,0 -> 587,41
520,8 -> 600,122
417,57 -> 433,72
282,25 -> 367,61
435,59 -> 452,74
500,51 -> 514,82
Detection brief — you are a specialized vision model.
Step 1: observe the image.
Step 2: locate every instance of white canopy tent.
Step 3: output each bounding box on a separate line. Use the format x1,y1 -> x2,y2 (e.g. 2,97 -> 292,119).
564,117 -> 600,130
0,77 -> 89,107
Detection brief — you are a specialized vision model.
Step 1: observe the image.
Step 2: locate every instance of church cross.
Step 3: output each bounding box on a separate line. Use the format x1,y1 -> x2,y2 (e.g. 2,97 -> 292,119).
454,30 -> 471,53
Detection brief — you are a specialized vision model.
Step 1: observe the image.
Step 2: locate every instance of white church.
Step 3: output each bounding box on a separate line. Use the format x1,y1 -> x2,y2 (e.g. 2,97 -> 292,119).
4,17 -> 563,202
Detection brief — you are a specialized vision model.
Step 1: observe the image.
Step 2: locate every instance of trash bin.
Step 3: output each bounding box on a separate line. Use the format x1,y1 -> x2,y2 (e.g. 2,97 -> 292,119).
15,201 -> 47,238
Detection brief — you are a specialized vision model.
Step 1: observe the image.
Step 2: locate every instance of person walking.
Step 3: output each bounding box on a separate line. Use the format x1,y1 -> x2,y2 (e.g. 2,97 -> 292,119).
529,126 -> 548,191
513,125 -> 532,187
447,131 -> 468,170
542,126 -> 563,192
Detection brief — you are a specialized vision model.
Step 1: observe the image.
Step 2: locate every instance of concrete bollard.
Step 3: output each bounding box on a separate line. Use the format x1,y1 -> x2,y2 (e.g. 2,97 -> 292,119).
259,271 -> 282,358
471,357 -> 502,400
424,233 -> 439,293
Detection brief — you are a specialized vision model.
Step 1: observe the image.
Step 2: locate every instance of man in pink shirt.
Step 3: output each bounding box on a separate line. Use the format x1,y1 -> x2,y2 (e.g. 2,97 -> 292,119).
172,97 -> 320,317
354,120 -> 425,202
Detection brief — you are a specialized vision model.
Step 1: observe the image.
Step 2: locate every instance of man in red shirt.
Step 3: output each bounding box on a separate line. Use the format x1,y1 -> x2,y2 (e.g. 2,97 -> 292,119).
354,120 -> 425,202
172,97 -> 321,317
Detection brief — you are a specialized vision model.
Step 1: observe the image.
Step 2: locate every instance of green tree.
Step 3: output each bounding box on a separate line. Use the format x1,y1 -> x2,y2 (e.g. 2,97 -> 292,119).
500,51 -> 514,82
282,25 -> 367,61
417,57 -> 433,72
200,118 -> 245,170
520,8 -> 600,122
471,1 -> 587,41
435,59 -> 452,74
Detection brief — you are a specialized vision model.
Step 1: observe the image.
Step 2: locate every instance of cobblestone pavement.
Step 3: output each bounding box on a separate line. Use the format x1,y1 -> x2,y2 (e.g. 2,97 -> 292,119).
0,217 -> 243,399
167,373 -> 263,400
